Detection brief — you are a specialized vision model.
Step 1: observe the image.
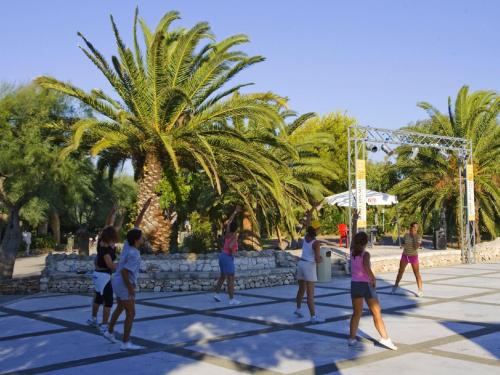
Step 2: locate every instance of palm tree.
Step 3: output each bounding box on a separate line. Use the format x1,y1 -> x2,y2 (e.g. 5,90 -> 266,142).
36,8 -> 283,251
391,86 -> 500,242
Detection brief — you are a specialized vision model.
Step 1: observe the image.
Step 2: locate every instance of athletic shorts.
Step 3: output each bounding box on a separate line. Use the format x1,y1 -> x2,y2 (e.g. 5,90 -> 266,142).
219,252 -> 235,275
94,280 -> 113,307
296,260 -> 318,282
401,254 -> 419,265
111,276 -> 135,301
351,281 -> 378,300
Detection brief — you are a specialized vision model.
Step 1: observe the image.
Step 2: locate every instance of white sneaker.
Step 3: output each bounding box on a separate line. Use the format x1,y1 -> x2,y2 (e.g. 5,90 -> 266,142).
86,317 -> 98,327
348,338 -> 357,346
120,341 -> 144,351
103,331 -> 118,343
417,289 -> 424,298
379,337 -> 398,351
294,309 -> 304,318
213,294 -> 222,302
310,315 -> 325,324
391,286 -> 398,294
229,298 -> 241,306
99,324 -> 108,334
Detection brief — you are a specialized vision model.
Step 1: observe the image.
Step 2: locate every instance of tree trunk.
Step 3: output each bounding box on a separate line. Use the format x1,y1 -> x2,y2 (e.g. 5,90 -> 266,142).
137,152 -> 171,252
38,220 -> 48,235
49,210 -> 61,245
241,209 -> 261,251
0,206 -> 21,280
276,225 -> 287,250
114,211 -> 125,231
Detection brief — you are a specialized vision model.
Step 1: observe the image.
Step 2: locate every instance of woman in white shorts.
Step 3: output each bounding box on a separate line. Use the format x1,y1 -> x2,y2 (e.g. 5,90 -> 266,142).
294,220 -> 324,323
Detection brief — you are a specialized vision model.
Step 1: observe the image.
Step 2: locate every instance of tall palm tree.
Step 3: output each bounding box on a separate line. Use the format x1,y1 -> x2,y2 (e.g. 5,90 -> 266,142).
36,8 -> 283,251
391,86 -> 500,242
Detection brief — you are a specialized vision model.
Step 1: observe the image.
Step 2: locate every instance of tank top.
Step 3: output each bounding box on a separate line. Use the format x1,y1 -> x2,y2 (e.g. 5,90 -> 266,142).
222,233 -> 238,255
95,244 -> 116,274
351,250 -> 371,282
301,236 -> 316,262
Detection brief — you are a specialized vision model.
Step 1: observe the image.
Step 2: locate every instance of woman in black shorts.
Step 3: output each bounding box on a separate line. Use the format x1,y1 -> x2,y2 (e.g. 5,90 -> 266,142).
349,232 -> 397,350
87,226 -> 118,332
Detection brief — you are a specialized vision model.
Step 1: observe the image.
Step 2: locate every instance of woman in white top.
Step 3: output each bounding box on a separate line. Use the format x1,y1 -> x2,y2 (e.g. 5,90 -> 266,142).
294,220 -> 324,323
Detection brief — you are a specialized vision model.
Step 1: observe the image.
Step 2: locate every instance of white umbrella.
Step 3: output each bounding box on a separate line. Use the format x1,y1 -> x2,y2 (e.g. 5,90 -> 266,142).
323,189 -> 398,208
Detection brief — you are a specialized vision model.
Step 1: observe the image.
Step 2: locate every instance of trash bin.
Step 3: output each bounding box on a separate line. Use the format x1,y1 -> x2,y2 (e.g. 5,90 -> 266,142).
316,247 -> 332,282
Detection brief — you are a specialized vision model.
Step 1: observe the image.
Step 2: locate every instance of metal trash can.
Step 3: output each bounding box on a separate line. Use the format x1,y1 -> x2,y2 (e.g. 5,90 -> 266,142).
316,248 -> 332,282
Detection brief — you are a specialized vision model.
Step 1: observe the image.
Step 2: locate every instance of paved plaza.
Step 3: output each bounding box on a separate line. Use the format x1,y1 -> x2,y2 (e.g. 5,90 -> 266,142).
1,263 -> 499,375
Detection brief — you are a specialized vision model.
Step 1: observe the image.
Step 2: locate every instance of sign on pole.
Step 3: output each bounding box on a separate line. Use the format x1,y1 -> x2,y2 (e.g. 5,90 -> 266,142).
466,164 -> 475,221
356,159 -> 367,229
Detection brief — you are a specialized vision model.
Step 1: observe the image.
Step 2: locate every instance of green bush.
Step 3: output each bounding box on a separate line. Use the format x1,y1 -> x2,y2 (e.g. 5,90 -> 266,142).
320,205 -> 346,234
182,212 -> 213,253
32,234 -> 56,250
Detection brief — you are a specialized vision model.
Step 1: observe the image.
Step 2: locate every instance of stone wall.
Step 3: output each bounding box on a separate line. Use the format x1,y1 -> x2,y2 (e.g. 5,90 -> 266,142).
41,250 -> 298,293
0,276 -> 40,294
475,238 -> 500,263
370,250 -> 463,274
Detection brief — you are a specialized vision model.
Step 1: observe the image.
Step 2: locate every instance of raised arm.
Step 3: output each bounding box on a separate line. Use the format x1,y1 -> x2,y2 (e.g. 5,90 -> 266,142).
224,205 -> 241,235
135,197 -> 153,228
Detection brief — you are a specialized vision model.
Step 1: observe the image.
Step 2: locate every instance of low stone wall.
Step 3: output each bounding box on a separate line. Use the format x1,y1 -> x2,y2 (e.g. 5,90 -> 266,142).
0,276 -> 40,294
475,238 -> 500,263
370,250 -> 462,273
41,250 -> 298,293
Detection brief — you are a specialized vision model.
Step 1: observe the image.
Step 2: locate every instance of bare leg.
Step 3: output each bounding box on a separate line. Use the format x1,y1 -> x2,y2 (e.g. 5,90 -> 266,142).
306,281 -> 316,316
214,275 -> 226,293
296,280 -> 306,309
91,302 -> 100,319
121,300 -> 136,343
227,275 -> 235,299
102,306 -> 111,324
394,259 -> 408,288
366,298 -> 389,339
349,298 -> 364,339
411,262 -> 423,290
108,300 -> 124,334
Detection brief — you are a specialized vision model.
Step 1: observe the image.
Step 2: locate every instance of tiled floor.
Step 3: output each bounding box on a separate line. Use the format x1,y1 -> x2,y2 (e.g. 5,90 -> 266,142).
0,263 -> 499,374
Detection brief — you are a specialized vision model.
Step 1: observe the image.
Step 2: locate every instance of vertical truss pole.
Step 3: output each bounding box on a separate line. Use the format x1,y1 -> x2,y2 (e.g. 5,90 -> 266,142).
347,126 -> 352,246
459,153 -> 466,263
468,142 -> 475,263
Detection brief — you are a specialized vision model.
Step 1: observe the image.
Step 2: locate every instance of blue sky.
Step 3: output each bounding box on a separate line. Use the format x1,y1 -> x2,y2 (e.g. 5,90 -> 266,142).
2,0 -> 499,129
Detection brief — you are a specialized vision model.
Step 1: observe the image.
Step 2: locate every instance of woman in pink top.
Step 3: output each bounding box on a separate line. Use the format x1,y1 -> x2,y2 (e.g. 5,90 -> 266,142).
349,232 -> 397,350
213,206 -> 242,305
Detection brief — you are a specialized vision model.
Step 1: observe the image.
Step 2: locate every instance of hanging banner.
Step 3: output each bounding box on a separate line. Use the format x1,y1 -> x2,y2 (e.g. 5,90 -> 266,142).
356,159 -> 367,228
466,164 -> 475,222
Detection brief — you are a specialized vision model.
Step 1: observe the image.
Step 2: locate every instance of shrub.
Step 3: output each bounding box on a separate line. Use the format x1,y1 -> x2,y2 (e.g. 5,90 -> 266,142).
32,234 -> 56,250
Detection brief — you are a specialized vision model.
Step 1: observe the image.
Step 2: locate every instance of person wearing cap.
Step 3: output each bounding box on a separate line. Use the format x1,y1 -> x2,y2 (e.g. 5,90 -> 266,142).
294,219 -> 325,323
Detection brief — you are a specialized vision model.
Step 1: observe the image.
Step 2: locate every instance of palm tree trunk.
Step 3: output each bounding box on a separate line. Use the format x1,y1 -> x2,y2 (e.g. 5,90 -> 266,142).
49,210 -> 61,245
137,152 -> 171,252
241,209 -> 261,251
0,206 -> 21,280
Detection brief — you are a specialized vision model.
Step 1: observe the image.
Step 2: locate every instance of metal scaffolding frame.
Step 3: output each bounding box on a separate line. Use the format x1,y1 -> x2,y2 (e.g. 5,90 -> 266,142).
347,125 -> 475,263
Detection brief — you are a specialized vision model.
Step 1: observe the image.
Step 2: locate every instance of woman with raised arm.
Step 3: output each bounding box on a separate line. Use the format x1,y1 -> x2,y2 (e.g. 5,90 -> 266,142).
294,219 -> 324,323
349,232 -> 397,350
104,198 -> 152,351
87,225 -> 119,332
213,205 -> 242,305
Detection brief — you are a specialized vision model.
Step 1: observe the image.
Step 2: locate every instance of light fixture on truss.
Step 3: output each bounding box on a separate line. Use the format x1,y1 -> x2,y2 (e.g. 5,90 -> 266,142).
439,149 -> 450,160
366,144 -> 378,153
410,147 -> 419,160
381,144 -> 394,156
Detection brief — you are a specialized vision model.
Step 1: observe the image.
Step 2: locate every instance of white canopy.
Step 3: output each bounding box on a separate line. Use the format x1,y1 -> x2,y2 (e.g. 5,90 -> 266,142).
323,189 -> 398,208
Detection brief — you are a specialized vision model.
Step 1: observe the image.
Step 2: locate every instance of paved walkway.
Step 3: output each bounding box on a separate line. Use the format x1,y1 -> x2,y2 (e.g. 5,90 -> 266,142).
1,263 -> 499,374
